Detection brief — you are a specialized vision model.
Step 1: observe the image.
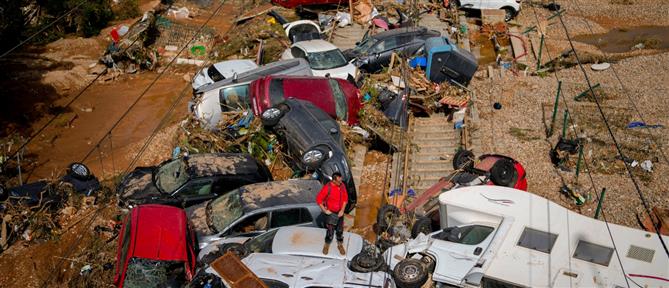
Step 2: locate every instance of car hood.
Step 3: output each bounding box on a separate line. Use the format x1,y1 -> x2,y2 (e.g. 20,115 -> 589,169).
117,167 -> 161,203
185,201 -> 216,237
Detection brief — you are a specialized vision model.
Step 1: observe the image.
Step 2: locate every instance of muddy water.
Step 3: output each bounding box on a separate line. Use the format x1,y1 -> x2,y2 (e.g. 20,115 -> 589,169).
574,26 -> 669,53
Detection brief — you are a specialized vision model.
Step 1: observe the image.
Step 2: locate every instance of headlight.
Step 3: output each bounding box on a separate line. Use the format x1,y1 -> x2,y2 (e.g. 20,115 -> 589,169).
261,107 -> 281,120
302,149 -> 324,164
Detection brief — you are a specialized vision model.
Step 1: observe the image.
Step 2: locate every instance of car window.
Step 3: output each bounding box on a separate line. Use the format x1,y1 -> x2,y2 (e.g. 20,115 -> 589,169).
433,225 -> 494,245
208,190 -> 244,233
155,158 -> 189,193
207,65 -> 225,82
371,37 -> 399,53
219,85 -> 250,111
123,258 -> 185,288
177,179 -> 213,196
398,35 -> 414,45
243,229 -> 278,253
269,79 -> 285,106
230,212 -> 269,235
353,37 -> 378,53
328,79 -> 348,120
306,49 -> 348,70
270,208 -> 313,228
291,47 -> 306,59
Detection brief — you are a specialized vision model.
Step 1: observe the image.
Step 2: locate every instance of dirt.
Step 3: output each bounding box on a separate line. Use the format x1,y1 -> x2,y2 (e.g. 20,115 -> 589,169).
573,25 -> 669,53
351,151 -> 391,242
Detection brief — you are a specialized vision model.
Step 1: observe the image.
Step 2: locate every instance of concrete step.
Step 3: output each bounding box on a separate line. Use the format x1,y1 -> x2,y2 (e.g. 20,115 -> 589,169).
410,132 -> 458,142
412,145 -> 460,154
410,125 -> 455,133
410,153 -> 453,162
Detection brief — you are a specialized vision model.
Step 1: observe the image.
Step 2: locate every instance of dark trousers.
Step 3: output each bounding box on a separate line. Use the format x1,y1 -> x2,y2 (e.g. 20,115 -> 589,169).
324,213 -> 344,243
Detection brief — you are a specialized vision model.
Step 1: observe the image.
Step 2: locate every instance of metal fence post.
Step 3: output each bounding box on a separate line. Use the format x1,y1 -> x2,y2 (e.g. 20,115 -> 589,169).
594,188 -> 607,219
562,110 -> 569,139
575,144 -> 584,181
536,34 -> 545,71
549,81 -> 562,136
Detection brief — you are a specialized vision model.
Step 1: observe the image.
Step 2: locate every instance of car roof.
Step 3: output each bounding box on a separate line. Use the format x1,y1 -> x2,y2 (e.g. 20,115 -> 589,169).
211,59 -> 258,73
186,153 -> 262,177
240,179 -> 322,212
271,226 -> 363,260
129,204 -> 189,261
372,26 -> 430,40
293,39 -> 339,52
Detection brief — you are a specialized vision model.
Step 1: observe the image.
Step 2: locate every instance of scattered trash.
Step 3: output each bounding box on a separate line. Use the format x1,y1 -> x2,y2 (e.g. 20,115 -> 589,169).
640,160 -> 653,172
550,137 -> 581,169
79,264 -> 93,276
631,42 -> 645,50
591,62 -> 611,71
493,102 -> 502,110
335,12 -> 351,27
168,7 -> 190,20
626,121 -> 664,129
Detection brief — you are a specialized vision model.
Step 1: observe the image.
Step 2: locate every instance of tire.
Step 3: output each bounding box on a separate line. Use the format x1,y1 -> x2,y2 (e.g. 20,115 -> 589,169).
68,162 -> 91,181
201,243 -> 248,264
420,255 -> 436,273
393,258 -> 429,288
490,159 -> 516,187
502,7 -> 515,22
411,217 -> 433,238
376,204 -> 400,232
350,252 -> 385,273
452,149 -> 475,170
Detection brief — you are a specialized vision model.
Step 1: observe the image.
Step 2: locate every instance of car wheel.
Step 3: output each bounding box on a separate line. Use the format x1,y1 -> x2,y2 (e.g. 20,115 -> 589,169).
411,217 -> 433,238
490,158 -> 516,187
420,255 -> 436,273
68,162 -> 92,181
452,149 -> 475,170
201,243 -> 249,264
260,104 -> 288,127
393,258 -> 429,288
503,7 -> 515,22
376,204 -> 400,232
350,252 -> 385,273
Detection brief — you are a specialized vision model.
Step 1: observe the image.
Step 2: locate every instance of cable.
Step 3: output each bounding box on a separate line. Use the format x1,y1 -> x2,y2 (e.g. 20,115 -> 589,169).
548,0 -> 669,257
0,0 -> 88,58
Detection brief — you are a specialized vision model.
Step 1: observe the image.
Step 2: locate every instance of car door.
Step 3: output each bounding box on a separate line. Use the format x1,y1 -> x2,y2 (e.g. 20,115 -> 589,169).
429,224 -> 496,285
226,212 -> 270,237
174,178 -> 216,207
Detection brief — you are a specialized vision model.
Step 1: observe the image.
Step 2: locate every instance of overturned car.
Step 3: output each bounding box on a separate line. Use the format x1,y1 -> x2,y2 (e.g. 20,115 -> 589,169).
260,98 -> 357,212
117,153 -> 272,208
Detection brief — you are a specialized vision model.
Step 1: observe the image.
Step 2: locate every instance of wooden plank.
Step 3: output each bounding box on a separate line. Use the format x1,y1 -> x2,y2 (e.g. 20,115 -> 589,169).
508,26 -> 528,66
211,252 -> 268,288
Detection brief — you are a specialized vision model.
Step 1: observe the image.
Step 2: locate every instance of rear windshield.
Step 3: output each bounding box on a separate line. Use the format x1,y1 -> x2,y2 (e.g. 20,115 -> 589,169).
123,258 -> 184,288
307,49 -> 348,70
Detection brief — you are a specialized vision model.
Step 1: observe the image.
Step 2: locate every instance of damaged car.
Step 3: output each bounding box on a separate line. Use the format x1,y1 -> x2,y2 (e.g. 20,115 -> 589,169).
343,27 -> 440,73
191,59 -> 258,91
117,153 -> 272,208
114,204 -> 197,287
281,39 -> 358,80
260,99 -> 357,212
186,179 -> 322,249
195,226 -> 394,288
249,75 -> 362,125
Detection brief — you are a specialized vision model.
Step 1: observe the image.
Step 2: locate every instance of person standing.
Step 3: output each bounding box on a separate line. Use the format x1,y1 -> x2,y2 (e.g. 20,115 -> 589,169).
316,172 -> 348,255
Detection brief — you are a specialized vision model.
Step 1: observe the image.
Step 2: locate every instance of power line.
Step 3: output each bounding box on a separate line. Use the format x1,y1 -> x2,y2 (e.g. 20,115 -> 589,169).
0,0 -> 88,58
547,0 -> 669,257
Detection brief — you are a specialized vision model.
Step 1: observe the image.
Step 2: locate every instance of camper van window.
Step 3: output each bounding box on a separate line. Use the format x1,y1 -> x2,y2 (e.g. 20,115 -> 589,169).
434,225 -> 494,245
517,228 -> 558,254
573,240 -> 614,266
481,277 -> 523,288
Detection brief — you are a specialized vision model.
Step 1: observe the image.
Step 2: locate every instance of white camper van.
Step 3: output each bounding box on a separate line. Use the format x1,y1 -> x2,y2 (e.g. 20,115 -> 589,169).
384,186 -> 669,288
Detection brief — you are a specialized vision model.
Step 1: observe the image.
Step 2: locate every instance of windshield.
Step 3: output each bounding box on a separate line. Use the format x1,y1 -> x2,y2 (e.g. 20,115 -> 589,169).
123,258 -> 185,288
244,229 -> 278,253
207,65 -> 225,82
307,49 -> 348,70
433,225 -> 494,245
207,190 -> 244,233
353,38 -> 378,53
155,158 -> 189,193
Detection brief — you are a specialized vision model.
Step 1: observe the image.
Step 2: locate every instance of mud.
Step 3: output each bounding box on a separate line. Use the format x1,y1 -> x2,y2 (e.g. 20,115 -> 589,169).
187,153 -> 250,176
573,26 -> 669,53
351,151 -> 390,242
241,179 -> 321,210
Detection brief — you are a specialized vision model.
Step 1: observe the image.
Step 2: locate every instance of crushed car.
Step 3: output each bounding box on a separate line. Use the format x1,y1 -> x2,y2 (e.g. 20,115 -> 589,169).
343,27 -> 440,73
191,58 -> 312,130
194,226 -> 394,288
117,153 -> 272,208
114,204 -> 197,287
260,99 -> 357,212
185,179 -> 323,249
281,39 -> 358,80
191,59 -> 259,91
249,75 -> 362,125
451,0 -> 521,22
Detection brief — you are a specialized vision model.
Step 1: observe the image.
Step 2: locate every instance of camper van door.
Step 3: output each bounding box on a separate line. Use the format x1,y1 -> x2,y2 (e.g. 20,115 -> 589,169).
431,224 -> 496,285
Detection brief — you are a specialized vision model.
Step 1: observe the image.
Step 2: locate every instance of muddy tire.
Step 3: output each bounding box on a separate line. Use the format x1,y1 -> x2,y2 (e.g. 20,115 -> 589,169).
377,204 -> 400,232
201,243 -> 248,264
490,158 -> 516,187
411,217 -> 433,238
453,149 -> 475,170
68,162 -> 92,181
393,258 -> 429,288
420,255 -> 436,273
350,252 -> 385,273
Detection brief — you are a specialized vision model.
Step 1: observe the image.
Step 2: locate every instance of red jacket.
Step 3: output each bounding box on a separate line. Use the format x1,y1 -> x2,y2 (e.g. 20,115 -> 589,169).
316,182 -> 348,213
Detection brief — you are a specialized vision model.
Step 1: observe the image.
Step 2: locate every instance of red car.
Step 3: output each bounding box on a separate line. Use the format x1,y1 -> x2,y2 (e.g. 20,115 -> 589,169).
114,204 -> 197,287
271,0 -> 346,9
451,150 -> 527,191
249,75 -> 361,125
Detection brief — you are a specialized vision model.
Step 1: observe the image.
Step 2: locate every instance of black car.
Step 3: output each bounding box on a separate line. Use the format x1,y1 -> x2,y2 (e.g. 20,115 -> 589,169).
117,153 -> 272,208
343,27 -> 440,73
260,99 -> 356,212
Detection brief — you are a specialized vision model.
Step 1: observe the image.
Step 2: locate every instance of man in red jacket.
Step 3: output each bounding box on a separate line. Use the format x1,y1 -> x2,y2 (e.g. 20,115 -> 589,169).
316,172 -> 348,255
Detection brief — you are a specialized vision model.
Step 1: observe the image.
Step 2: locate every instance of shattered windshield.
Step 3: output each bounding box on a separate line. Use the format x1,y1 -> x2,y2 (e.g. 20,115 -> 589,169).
244,229 -> 278,253
307,49 -> 348,70
207,190 -> 243,233
155,158 -> 189,193
123,258 -> 185,288
329,79 -> 348,120
353,38 -> 378,53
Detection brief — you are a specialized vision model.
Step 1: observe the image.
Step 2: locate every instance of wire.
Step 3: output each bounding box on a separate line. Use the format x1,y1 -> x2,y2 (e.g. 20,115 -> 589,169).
0,0 -> 88,58
548,0 -> 669,257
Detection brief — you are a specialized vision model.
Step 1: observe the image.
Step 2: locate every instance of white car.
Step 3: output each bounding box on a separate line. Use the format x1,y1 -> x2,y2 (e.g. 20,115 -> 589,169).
453,0 -> 522,21
198,227 -> 394,288
191,59 -> 258,90
281,39 -> 358,80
